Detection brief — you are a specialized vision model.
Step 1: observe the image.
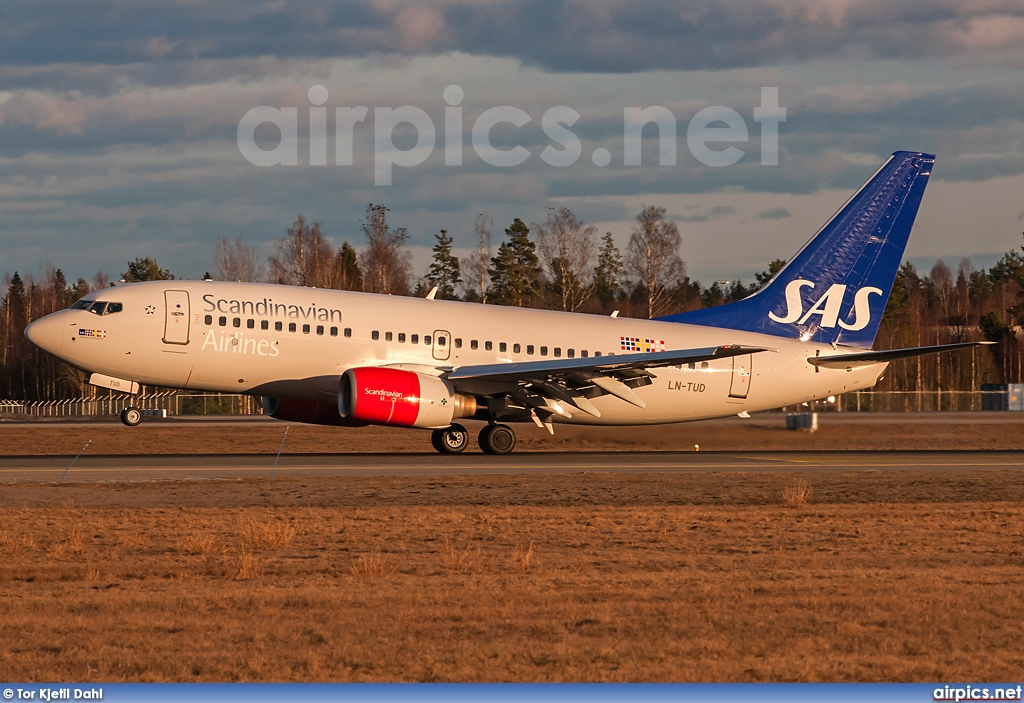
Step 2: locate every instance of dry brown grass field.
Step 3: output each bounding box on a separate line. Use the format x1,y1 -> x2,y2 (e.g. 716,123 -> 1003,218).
1,412 -> 1024,454
2,469 -> 1024,682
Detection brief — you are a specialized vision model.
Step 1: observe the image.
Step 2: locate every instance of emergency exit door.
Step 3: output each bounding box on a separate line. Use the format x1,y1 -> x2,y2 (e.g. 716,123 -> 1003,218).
163,290 -> 190,345
432,329 -> 451,361
728,353 -> 752,399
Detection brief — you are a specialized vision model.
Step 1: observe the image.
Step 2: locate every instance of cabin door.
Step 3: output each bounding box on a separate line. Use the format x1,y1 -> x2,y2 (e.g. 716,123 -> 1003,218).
163,290 -> 191,345
728,354 -> 752,399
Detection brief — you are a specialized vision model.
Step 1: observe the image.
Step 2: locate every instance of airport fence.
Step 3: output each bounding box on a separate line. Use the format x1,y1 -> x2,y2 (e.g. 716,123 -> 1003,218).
0,392 -> 263,418
0,389 -> 1020,418
812,389 -> 1018,413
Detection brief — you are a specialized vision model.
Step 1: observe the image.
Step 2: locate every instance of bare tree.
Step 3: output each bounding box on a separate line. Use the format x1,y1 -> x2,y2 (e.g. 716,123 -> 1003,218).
359,203 -> 410,295
269,214 -> 337,288
461,213 -> 492,302
626,205 -> 684,318
536,207 -> 597,312
214,235 -> 264,282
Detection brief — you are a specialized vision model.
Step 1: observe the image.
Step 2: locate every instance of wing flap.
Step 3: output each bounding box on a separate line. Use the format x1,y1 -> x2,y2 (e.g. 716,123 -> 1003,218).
447,344 -> 771,383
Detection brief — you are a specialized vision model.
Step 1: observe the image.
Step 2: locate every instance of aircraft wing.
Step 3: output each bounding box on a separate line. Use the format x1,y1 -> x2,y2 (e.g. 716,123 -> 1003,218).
807,341 -> 993,369
447,344 -> 772,420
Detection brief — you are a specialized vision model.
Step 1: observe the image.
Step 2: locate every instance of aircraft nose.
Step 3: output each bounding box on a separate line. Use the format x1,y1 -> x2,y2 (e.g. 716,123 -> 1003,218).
25,313 -> 65,356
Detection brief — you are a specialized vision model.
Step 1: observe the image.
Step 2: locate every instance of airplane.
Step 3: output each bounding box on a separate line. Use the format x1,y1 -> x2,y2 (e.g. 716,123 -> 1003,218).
25,151 -> 989,454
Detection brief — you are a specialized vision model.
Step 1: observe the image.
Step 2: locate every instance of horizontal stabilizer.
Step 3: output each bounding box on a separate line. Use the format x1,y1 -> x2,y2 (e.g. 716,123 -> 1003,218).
808,341 -> 993,369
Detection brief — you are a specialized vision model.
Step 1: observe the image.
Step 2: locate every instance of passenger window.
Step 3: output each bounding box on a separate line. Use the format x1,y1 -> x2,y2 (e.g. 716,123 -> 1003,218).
247,319 -> 255,329
275,321 -> 283,331
540,346 -> 548,356
499,342 -> 506,352
701,361 -> 709,370
344,328 -> 352,338
233,317 -> 241,328
302,324 -> 310,334
485,341 -> 492,351
424,335 -> 432,345
595,351 -> 602,357
513,343 -> 521,353
567,349 -> 575,358
204,315 -> 213,325
330,327 -> 338,337
261,320 -> 269,330
454,338 -> 462,349
471,340 -> 478,350
105,302 -> 122,314
316,325 -> 324,335
554,347 -> 561,357
688,362 -> 695,370
372,330 -> 380,341
398,333 -> 406,343
411,334 -> 419,344
385,331 -> 393,342
288,323 -> 296,333
219,316 -> 227,327
581,350 -> 588,358
438,336 -> 446,347
527,345 -> 534,355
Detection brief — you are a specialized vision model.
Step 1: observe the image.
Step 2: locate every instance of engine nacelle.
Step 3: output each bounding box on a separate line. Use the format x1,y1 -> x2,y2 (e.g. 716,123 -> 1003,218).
262,396 -> 366,427
339,367 -> 476,429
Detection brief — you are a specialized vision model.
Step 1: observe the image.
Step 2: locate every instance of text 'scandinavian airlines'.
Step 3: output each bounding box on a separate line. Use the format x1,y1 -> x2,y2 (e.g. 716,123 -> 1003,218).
26,152 -> 987,453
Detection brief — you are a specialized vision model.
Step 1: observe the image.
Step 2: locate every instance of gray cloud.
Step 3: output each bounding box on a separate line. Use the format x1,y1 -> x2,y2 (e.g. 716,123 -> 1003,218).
1,1 -> 1023,72
758,207 -> 791,220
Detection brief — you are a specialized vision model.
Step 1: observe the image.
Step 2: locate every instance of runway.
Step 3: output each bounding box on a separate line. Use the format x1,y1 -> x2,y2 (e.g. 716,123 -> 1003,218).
0,450 -> 1021,482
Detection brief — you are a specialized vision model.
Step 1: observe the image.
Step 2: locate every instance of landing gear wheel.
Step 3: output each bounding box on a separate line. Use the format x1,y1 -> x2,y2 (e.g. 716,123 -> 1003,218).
431,423 -> 469,454
479,423 -> 516,455
120,407 -> 142,427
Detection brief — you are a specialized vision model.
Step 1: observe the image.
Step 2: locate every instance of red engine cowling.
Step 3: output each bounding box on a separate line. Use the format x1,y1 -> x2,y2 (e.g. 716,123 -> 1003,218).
262,396 -> 367,427
339,367 -> 476,429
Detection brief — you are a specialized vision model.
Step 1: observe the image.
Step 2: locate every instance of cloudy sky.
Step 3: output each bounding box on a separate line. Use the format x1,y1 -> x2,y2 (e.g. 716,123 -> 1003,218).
2,0 -> 1023,287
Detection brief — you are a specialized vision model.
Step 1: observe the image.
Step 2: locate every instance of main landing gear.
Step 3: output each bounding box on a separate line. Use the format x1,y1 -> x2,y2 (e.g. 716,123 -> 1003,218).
429,423 -> 518,455
478,423 -> 516,455
431,423 -> 470,454
119,406 -> 143,427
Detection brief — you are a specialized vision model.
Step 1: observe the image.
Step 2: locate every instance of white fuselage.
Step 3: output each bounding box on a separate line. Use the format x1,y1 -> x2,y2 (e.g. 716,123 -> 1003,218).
36,280 -> 887,425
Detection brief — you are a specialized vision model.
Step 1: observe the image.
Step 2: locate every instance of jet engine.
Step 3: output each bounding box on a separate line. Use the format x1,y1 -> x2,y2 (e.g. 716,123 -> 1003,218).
262,396 -> 366,426
339,367 -> 476,429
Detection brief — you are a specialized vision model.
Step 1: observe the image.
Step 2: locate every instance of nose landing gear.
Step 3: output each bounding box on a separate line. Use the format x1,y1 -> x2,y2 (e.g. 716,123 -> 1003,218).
120,406 -> 143,427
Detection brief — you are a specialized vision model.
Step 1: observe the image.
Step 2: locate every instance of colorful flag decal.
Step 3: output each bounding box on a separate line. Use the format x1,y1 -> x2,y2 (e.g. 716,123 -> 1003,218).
79,328 -> 107,339
620,336 -> 665,352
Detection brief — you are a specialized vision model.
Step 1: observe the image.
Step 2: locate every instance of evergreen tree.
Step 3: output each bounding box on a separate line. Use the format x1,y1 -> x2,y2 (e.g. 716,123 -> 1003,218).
122,257 -> 174,282
593,231 -> 623,313
333,241 -> 363,291
426,230 -> 462,300
754,258 -> 787,288
488,218 -> 541,307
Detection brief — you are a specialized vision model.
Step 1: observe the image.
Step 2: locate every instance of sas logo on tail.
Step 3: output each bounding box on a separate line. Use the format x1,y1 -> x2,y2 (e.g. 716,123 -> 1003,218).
768,280 -> 882,331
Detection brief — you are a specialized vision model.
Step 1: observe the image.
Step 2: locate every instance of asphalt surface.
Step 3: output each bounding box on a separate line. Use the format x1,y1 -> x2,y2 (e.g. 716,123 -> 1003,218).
0,450 -> 1021,482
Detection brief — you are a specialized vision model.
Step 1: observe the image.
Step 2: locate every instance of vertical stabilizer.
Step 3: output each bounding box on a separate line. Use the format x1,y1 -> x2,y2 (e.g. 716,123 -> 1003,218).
658,151 -> 935,349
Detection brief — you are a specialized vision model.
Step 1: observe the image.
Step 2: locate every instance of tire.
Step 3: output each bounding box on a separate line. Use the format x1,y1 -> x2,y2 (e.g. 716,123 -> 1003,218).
479,423 -> 516,455
430,429 -> 445,453
434,423 -> 469,454
121,407 -> 142,427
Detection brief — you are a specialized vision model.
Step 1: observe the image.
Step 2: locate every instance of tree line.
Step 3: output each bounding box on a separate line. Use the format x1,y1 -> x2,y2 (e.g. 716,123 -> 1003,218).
2,201 -> 1023,401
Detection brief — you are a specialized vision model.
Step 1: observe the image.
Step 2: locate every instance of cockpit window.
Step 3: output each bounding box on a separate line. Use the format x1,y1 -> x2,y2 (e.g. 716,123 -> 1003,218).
88,302 -> 107,315
71,300 -> 92,310
105,302 -> 123,315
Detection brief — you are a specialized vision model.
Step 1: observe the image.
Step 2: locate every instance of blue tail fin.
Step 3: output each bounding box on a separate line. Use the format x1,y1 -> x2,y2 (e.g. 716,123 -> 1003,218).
658,151 -> 935,349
